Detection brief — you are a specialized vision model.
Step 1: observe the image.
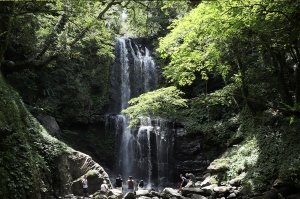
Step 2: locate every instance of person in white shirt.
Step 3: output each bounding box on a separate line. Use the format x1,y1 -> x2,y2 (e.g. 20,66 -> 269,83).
82,175 -> 88,197
100,180 -> 109,194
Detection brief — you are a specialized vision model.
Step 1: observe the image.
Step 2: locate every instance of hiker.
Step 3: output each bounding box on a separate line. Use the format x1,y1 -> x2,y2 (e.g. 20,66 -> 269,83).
185,172 -> 196,187
115,174 -> 123,191
127,176 -> 135,192
178,174 -> 188,193
100,180 -> 109,194
138,179 -> 144,189
82,175 -> 88,197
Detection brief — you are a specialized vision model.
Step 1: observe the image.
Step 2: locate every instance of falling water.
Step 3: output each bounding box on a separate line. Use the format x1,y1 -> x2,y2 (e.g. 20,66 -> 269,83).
110,37 -> 175,188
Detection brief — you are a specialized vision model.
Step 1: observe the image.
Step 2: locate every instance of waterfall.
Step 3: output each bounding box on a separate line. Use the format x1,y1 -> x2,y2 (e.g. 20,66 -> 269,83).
109,37 -> 175,188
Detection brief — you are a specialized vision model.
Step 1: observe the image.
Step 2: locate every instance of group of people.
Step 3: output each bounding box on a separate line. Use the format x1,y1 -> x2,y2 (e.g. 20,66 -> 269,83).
81,175 -> 110,197
81,172 -> 195,197
114,175 -> 145,192
81,174 -> 145,197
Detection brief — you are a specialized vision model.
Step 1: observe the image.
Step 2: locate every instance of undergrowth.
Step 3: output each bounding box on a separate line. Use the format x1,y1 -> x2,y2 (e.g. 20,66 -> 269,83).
0,76 -> 69,198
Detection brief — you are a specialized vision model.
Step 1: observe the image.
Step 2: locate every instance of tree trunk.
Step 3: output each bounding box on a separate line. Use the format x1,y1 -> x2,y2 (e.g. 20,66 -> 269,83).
295,65 -> 300,104
0,3 -> 14,75
271,50 -> 293,105
293,41 -> 300,104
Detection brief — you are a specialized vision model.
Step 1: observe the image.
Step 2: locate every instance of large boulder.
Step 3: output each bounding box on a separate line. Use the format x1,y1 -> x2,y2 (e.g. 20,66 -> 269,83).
200,185 -> 214,196
107,188 -> 123,199
207,159 -> 228,173
272,178 -> 300,197
162,188 -> 183,199
200,174 -> 211,187
37,114 -> 61,136
181,187 -> 207,197
135,189 -> 151,197
136,196 -> 151,199
50,149 -> 110,196
228,172 -> 246,187
191,194 -> 208,199
124,192 -> 135,199
286,193 -> 300,199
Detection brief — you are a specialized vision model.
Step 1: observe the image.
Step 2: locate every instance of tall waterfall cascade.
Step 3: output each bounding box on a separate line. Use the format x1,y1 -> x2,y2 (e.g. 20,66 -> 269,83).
108,37 -> 175,188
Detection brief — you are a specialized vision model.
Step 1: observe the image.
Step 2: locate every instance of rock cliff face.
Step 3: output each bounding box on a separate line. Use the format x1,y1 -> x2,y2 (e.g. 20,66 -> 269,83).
174,128 -> 224,178
0,77 -> 111,199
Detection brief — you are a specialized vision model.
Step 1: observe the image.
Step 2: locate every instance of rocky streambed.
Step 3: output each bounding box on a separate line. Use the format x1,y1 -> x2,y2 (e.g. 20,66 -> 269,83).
57,168 -> 300,199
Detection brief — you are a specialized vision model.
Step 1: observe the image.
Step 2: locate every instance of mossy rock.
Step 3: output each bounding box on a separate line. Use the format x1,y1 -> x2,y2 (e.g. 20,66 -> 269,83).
207,159 -> 229,173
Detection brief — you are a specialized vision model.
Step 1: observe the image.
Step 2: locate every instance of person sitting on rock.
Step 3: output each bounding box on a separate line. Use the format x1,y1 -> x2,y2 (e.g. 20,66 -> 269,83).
100,180 -> 109,194
82,175 -> 88,197
127,176 -> 135,192
178,174 -> 188,193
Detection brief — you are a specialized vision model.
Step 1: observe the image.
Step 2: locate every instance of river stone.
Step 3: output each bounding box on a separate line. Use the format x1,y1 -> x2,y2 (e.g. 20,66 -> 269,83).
135,189 -> 150,197
207,159 -> 228,173
229,172 -> 246,187
150,191 -> 163,198
181,187 -> 206,197
286,193 -> 300,199
136,196 -> 151,199
191,194 -> 208,199
95,195 -> 108,199
107,189 -> 123,199
124,192 -> 135,199
162,188 -> 182,198
201,185 -> 213,196
63,194 -> 75,198
213,186 -> 229,193
261,189 -> 278,199
195,181 -> 202,187
200,176 -> 211,187
227,193 -> 237,198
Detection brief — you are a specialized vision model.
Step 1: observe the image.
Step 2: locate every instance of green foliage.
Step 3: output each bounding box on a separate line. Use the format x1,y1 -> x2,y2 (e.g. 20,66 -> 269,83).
157,0 -> 300,108
0,76 -> 69,198
5,0 -> 115,124
123,86 -> 187,127
157,1 -> 233,85
208,109 -> 300,192
118,1 -> 190,37
223,137 -> 259,180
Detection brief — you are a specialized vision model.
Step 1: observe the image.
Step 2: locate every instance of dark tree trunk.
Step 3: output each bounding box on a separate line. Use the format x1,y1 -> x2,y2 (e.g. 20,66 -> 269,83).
0,3 -> 14,73
295,65 -> 300,104
271,51 -> 293,105
293,41 -> 300,104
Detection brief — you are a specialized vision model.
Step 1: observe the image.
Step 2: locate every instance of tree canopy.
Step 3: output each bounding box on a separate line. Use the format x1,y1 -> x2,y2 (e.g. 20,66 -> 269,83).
124,0 -> 300,126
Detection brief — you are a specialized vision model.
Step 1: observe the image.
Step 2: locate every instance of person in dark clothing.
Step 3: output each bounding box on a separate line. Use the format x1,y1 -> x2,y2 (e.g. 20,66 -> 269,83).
115,174 -> 123,191
138,180 -> 144,189
178,174 -> 188,193
185,172 -> 196,187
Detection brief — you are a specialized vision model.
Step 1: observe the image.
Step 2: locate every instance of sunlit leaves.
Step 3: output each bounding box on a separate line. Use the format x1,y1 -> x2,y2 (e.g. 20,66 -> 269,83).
157,0 -> 299,87
122,86 -> 187,127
